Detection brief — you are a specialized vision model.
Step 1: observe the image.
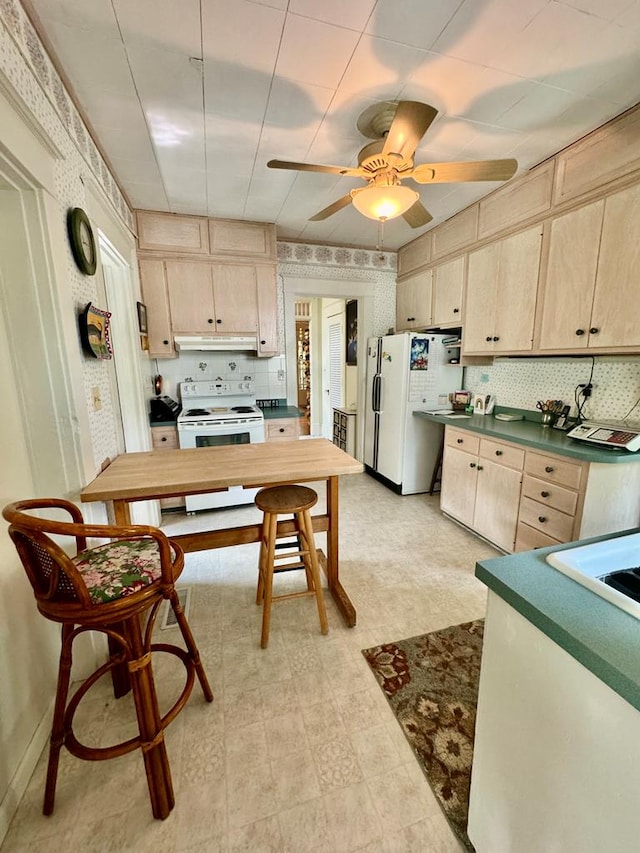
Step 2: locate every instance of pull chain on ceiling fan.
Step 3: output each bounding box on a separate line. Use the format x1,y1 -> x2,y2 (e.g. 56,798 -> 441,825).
267,100 -> 518,229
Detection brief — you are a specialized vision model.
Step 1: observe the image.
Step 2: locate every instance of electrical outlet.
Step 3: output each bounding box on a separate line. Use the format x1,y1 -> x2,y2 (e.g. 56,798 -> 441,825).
580,383 -> 593,398
92,386 -> 102,410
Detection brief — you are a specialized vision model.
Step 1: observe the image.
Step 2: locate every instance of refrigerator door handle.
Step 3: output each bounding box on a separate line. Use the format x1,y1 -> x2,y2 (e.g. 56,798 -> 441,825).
372,373 -> 382,412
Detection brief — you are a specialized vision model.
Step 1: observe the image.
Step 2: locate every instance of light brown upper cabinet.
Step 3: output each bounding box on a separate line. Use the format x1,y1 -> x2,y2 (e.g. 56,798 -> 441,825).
208,219 -> 276,261
396,269 -> 432,330
139,259 -> 175,357
432,256 -> 465,327
537,201 -> 604,351
397,233 -> 431,276
538,183 -> 640,351
165,261 -> 258,335
255,265 -> 279,356
463,226 -> 543,355
136,211 -> 209,254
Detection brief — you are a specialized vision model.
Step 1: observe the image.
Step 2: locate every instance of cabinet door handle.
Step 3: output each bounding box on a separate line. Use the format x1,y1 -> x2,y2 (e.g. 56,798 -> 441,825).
589,327 -> 599,334
575,328 -> 585,336
457,438 -> 464,444
493,336 -> 500,342
477,465 -> 483,471
540,490 -> 550,498
545,466 -> 554,473
453,307 -> 460,313
538,516 -> 547,523
216,318 -> 222,324
163,339 -> 169,345
470,462 -> 476,468
279,427 -> 285,433
407,317 -> 415,322
208,318 -> 214,324
161,436 -> 167,442
486,336 -> 492,342
260,339 -> 266,345
495,450 -> 502,456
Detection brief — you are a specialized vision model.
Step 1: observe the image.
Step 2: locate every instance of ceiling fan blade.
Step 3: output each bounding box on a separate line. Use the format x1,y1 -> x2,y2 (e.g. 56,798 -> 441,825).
402,200 -> 433,228
309,194 -> 353,221
411,159 -> 518,184
267,159 -> 362,177
382,101 -> 438,160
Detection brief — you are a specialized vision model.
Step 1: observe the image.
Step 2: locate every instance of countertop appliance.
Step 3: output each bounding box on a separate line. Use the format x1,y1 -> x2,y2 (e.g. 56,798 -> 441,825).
567,421 -> 640,451
150,395 -> 180,422
364,332 -> 463,494
177,379 -> 265,511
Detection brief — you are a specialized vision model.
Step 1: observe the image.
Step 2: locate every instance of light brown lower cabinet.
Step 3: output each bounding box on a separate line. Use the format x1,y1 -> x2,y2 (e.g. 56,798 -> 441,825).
440,431 -> 523,552
440,426 -> 640,553
150,425 -> 185,509
265,418 -> 301,441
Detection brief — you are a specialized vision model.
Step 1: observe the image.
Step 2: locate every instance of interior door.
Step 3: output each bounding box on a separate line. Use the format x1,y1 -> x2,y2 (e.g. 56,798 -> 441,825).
321,299 -> 345,439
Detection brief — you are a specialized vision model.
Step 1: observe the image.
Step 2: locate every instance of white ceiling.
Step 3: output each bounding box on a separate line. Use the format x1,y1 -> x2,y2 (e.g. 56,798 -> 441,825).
26,0 -> 640,250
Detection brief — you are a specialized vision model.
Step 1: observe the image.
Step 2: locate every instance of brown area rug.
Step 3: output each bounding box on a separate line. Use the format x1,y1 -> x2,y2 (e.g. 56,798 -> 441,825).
362,619 -> 484,851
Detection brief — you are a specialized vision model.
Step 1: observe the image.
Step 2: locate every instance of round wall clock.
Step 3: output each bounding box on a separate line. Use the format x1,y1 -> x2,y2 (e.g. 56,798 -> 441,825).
67,207 -> 97,275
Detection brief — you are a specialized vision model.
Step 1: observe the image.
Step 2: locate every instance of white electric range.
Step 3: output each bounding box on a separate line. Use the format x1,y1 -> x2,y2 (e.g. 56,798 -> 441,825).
177,379 -> 265,512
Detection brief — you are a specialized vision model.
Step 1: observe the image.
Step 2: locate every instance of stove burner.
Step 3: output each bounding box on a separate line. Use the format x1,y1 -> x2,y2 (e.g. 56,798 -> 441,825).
232,406 -> 255,413
184,408 -> 210,417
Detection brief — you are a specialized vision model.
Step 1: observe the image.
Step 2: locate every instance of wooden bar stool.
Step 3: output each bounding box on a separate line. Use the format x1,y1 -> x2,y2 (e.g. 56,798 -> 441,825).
255,485 -> 328,648
2,498 -> 213,821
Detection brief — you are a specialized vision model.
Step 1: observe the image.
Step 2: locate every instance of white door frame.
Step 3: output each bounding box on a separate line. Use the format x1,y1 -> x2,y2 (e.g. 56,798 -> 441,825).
283,276 -> 374,460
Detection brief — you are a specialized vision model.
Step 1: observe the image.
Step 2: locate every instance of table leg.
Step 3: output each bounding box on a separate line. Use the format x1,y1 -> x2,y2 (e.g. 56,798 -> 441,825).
325,476 -> 356,627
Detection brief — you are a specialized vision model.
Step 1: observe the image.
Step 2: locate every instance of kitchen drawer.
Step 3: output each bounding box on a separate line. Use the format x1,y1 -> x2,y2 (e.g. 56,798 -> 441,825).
522,474 -> 578,516
514,521 -> 561,552
445,428 -> 480,455
518,496 -> 575,542
151,425 -> 179,450
266,418 -> 300,441
150,425 -> 184,508
524,451 -> 584,490
480,438 -> 524,471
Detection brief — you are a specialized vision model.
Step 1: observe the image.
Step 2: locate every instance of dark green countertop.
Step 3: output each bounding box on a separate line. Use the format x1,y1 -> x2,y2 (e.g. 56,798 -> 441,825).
150,419 -> 178,428
414,410 -> 640,464
261,405 -> 305,419
476,530 -> 640,711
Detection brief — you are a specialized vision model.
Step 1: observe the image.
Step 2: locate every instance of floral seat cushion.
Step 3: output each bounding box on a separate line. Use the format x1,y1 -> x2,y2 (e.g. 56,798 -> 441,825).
73,539 -> 164,604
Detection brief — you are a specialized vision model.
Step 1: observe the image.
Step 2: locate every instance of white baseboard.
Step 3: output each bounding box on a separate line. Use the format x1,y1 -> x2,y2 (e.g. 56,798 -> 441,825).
0,698 -> 53,846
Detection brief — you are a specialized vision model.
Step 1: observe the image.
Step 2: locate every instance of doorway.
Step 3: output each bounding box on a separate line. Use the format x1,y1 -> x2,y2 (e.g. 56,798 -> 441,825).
283,277 -> 374,460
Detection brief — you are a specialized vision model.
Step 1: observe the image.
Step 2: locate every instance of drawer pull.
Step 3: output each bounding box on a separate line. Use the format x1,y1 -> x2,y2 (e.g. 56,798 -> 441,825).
279,427 -> 285,433
457,438 -> 464,444
470,462 -> 476,468
407,317 -> 415,322
538,516 -> 547,523
161,436 -> 167,442
540,490 -> 550,498
495,450 -> 503,456
545,466 -> 554,473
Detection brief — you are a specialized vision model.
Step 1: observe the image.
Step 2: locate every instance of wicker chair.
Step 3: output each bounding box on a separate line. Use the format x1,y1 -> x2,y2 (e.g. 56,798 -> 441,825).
2,497 -> 213,820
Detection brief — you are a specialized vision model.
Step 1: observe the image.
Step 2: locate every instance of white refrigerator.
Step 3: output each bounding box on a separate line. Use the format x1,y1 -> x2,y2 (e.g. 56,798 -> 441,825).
364,332 -> 463,494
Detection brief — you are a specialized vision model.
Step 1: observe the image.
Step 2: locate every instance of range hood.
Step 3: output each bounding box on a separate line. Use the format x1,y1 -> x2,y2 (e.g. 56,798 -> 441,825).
173,335 -> 258,352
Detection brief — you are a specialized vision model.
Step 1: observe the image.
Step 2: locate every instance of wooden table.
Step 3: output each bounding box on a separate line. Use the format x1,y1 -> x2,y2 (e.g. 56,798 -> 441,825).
81,438 -> 363,627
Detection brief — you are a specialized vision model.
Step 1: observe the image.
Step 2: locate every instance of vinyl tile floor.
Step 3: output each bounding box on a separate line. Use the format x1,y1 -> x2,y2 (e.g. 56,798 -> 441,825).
2,472 -> 499,853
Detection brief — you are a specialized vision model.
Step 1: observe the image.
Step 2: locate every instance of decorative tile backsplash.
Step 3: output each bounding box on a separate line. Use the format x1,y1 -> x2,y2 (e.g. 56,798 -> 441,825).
464,356 -> 640,422
153,352 -> 287,404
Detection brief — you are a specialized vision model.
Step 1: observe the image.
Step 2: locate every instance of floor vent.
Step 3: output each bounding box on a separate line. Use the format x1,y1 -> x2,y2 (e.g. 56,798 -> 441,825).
160,586 -> 191,630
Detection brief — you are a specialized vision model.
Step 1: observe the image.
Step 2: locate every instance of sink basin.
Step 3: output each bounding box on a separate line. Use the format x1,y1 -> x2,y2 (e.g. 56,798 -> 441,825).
546,532 -> 640,620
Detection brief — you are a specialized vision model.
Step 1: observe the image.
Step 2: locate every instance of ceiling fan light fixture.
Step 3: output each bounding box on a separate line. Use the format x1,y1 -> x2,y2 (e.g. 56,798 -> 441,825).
350,184 -> 419,221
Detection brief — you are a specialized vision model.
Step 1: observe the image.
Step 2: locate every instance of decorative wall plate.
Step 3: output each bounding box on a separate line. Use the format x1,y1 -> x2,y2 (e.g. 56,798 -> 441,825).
79,302 -> 112,359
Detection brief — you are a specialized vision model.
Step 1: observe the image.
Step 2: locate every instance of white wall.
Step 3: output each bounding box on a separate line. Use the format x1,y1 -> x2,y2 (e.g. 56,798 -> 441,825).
0,7 -> 138,841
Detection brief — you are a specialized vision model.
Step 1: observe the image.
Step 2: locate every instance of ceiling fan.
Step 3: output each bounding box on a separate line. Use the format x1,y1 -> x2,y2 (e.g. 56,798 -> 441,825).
267,100 -> 518,228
